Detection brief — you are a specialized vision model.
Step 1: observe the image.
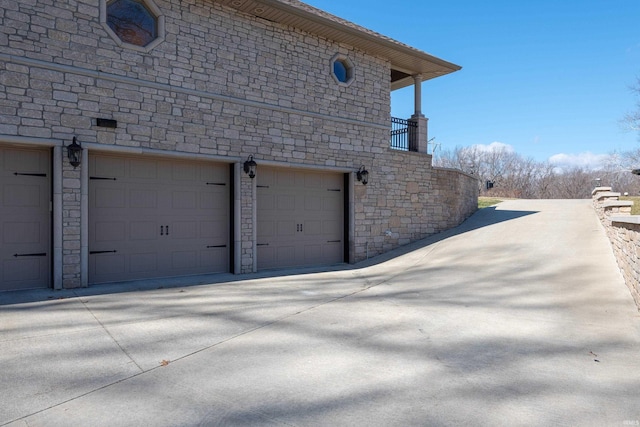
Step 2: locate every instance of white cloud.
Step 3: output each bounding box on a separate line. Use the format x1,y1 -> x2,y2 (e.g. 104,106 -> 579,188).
470,141 -> 515,153
548,152 -> 611,170
479,141 -> 515,152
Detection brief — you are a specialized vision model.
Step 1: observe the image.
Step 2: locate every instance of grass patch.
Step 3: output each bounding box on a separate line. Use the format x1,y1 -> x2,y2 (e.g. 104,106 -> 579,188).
478,197 -> 503,209
620,196 -> 640,215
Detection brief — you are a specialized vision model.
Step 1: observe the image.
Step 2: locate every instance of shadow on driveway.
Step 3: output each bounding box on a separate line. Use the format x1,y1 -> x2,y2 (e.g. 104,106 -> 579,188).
0,207 -> 538,306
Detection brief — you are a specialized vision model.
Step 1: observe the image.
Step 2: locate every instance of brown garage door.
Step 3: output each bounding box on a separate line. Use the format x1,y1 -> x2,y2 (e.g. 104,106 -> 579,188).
89,154 -> 230,284
0,146 -> 51,291
257,167 -> 345,270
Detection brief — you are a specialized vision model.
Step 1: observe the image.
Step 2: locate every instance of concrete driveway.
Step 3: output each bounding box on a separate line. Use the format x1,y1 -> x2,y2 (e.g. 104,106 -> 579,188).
2,199 -> 640,426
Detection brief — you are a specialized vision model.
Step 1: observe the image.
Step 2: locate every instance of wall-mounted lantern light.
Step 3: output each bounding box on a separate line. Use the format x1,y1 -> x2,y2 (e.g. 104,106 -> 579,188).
356,165 -> 369,185
243,155 -> 257,179
67,137 -> 83,168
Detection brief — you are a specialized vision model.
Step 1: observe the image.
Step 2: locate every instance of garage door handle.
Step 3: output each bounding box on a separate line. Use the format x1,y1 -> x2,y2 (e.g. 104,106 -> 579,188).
160,226 -> 164,235
207,245 -> 227,248
327,240 -> 341,243
13,252 -> 46,257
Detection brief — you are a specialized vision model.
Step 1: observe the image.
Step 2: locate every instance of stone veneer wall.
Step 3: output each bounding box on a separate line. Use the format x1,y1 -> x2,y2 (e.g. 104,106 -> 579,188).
1,0 -> 478,287
592,187 -> 640,310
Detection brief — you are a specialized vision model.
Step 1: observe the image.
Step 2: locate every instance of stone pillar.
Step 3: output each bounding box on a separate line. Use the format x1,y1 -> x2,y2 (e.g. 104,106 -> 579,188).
62,144 -> 82,288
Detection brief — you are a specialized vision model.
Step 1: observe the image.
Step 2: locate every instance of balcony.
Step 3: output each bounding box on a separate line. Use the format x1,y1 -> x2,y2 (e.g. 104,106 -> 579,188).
390,117 -> 418,152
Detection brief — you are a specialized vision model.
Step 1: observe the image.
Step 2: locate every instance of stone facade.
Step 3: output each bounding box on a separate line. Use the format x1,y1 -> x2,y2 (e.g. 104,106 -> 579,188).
592,187 -> 640,311
0,0 -> 478,289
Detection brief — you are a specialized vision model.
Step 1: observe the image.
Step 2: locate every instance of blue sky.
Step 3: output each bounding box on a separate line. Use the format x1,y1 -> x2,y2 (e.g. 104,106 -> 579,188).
304,0 -> 640,168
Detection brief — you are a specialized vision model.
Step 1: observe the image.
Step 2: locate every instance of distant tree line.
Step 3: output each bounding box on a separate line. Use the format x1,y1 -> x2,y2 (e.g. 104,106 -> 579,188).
434,77 -> 640,199
432,145 -> 640,199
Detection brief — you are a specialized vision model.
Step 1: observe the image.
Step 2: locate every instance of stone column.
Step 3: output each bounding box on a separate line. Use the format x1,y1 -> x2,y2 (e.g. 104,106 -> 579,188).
413,74 -> 422,116
408,75 -> 429,153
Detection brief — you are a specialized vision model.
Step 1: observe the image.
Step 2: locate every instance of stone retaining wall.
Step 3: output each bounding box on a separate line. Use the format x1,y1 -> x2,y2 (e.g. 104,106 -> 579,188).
592,187 -> 640,310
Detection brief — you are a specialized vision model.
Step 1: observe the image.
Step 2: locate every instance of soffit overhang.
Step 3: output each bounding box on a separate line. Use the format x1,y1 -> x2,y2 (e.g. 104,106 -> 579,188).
214,0 -> 461,90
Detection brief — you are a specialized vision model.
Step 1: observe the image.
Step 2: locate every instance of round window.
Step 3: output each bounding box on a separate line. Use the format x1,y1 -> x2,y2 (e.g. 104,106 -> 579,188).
107,0 -> 158,47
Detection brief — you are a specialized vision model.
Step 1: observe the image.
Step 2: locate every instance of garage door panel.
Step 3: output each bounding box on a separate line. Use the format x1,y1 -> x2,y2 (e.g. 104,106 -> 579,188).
3,221 -> 40,244
130,221 -> 158,241
323,242 -> 343,263
130,253 -> 158,273
93,156 -> 126,178
277,220 -> 295,237
323,194 -> 342,211
93,253 -> 125,276
276,171 -> 296,187
130,189 -> 158,209
172,163 -> 198,181
172,190 -> 197,209
305,220 -> 322,236
304,173 -> 323,188
276,246 -> 295,265
3,184 -> 43,208
94,221 -> 126,242
129,159 -> 158,180
94,187 -> 126,208
201,248 -> 227,271
303,244 -> 321,261
2,221 -> 41,245
201,164 -> 228,182
257,193 -> 275,211
304,195 -> 321,211
3,149 -> 45,171
257,220 -> 274,238
277,195 -> 295,211
3,258 -> 44,282
172,221 -> 198,239
200,188 -> 227,210
201,220 -> 226,238
171,250 -> 199,270
257,246 -> 275,267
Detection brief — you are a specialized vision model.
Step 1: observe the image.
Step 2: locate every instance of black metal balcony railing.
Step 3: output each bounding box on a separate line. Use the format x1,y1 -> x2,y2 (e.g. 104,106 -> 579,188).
390,117 -> 418,152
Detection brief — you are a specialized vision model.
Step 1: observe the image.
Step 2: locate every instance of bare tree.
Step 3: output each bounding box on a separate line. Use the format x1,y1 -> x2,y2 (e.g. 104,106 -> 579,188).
432,145 -> 608,199
622,77 -> 640,133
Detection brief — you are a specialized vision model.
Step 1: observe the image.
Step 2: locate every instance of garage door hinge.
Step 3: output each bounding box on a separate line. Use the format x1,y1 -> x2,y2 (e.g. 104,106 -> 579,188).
90,176 -> 117,180
13,252 -> 46,257
89,250 -> 117,255
206,182 -> 226,186
14,172 -> 46,177
327,189 -> 341,192
257,243 -> 269,246
257,185 -> 269,188
206,245 -> 227,248
327,240 -> 341,243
